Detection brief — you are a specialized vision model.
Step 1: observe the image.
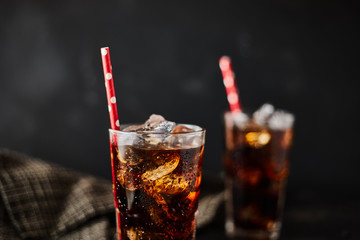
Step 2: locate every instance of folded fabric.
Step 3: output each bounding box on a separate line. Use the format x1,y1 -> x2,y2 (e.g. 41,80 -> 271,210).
0,149 -> 224,240
0,149 -> 116,240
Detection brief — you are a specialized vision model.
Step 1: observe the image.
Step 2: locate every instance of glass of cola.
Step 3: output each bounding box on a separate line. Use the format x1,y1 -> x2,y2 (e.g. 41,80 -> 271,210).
109,114 -> 206,240
223,104 -> 294,240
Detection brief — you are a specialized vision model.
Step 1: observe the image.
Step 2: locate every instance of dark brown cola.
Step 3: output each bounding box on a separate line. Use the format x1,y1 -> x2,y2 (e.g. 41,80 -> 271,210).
110,143 -> 204,240
223,110 -> 293,240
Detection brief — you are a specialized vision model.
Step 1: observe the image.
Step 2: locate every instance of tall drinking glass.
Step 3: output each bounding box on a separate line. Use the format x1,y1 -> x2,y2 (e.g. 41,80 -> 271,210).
109,124 -> 205,240
223,108 -> 294,240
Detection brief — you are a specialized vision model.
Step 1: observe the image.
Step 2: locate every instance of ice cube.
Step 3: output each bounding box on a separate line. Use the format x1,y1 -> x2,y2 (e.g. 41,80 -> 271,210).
144,114 -> 175,133
145,173 -> 189,195
232,112 -> 249,128
166,135 -> 184,148
124,115 -> 177,148
116,147 -> 143,190
132,134 -> 166,149
143,175 -> 196,222
141,152 -> 180,181
114,131 -> 138,145
153,121 -> 176,133
253,103 -> 274,126
167,125 -> 203,148
268,110 -> 295,130
117,166 -> 142,191
145,114 -> 166,126
118,147 -> 144,166
123,114 -> 176,133
142,167 -> 200,221
139,136 -> 164,148
122,123 -> 145,132
171,125 -> 194,133
245,130 -> 271,148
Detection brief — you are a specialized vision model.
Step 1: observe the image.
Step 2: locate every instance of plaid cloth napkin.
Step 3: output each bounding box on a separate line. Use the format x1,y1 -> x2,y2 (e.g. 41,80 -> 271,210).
0,149 -> 224,240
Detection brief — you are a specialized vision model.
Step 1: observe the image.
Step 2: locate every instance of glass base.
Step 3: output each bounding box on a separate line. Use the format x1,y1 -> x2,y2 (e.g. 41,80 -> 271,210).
225,220 -> 281,240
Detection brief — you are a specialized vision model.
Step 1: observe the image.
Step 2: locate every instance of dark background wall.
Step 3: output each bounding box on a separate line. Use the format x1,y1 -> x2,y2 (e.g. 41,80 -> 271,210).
0,0 -> 359,193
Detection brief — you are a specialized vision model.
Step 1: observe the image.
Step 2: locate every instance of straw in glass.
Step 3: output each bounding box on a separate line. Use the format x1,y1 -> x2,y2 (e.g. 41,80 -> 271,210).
101,47 -> 120,130
219,56 -> 242,113
100,46 -> 122,238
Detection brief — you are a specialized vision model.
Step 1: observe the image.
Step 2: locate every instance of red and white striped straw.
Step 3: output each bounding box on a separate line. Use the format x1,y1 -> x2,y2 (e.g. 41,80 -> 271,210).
101,47 -> 120,130
219,56 -> 242,113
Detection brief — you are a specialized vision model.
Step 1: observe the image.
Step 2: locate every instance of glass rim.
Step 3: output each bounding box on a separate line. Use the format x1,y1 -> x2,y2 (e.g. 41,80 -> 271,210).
109,123 -> 206,136
223,110 -> 295,130
223,108 -> 295,116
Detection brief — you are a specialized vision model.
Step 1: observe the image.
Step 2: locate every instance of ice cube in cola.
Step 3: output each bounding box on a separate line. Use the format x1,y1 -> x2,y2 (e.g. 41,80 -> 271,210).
223,104 -> 294,240
109,115 -> 205,240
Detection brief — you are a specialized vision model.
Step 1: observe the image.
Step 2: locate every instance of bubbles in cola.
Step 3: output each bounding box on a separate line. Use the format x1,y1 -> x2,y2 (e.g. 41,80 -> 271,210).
110,114 -> 204,240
